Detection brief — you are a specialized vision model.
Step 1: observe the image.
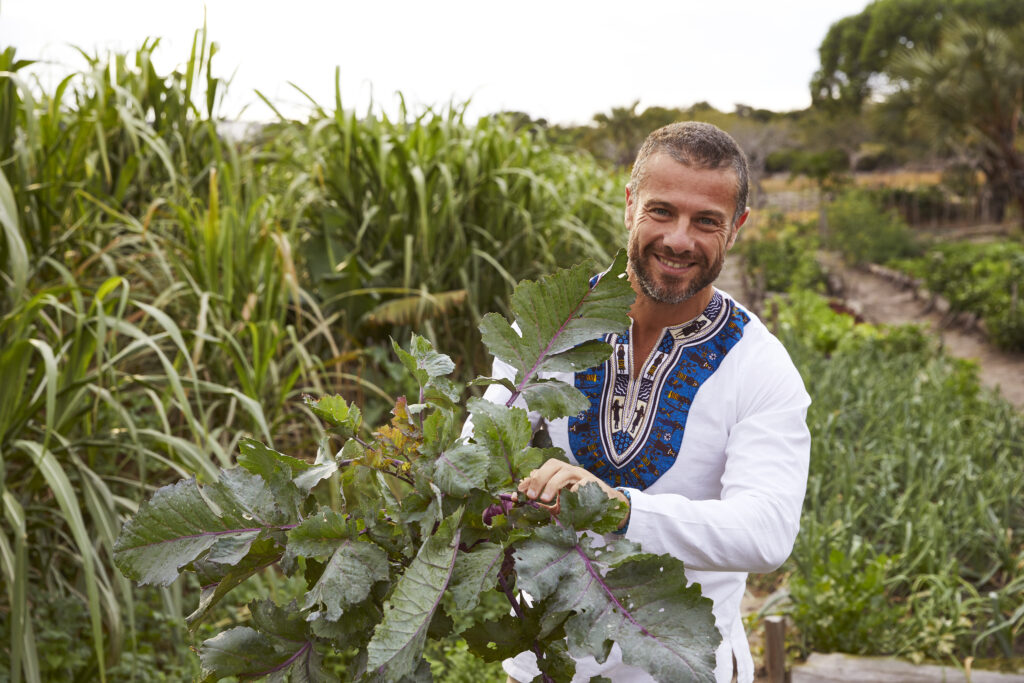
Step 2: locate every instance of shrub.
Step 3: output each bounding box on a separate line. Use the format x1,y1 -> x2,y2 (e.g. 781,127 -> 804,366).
824,189 -> 919,265
904,241 -> 1024,351
739,214 -> 826,294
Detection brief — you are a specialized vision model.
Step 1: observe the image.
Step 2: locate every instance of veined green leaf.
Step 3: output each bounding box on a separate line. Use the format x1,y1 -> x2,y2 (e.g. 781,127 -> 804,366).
305,394 -> 362,438
514,526 -> 719,682
188,538 -> 283,628
537,339 -> 617,375
113,470 -> 286,586
465,397 -> 532,485
303,538 -> 389,622
520,377 -> 590,421
449,543 -> 504,613
392,333 -> 456,387
198,626 -> 319,683
287,507 -> 356,557
365,509 -> 463,680
432,441 -> 489,497
478,250 -> 632,396
462,613 -> 539,663
555,482 -> 628,535
236,438 -> 309,515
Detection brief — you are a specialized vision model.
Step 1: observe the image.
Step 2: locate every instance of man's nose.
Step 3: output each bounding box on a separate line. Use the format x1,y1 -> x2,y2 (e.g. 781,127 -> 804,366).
661,219 -> 697,253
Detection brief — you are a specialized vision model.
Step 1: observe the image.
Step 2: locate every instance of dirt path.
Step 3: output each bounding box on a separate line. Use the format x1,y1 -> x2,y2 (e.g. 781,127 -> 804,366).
822,254 -> 1024,411
725,251 -> 1024,411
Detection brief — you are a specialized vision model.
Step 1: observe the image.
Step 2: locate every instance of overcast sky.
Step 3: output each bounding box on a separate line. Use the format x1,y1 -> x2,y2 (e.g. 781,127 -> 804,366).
3,0 -> 872,124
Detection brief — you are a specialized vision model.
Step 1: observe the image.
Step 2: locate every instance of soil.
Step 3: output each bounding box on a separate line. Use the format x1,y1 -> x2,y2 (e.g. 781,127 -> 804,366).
720,252 -> 1024,412
819,253 -> 1024,411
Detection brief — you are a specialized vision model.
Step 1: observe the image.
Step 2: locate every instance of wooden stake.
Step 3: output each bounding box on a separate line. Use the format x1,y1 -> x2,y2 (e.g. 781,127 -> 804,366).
765,615 -> 787,683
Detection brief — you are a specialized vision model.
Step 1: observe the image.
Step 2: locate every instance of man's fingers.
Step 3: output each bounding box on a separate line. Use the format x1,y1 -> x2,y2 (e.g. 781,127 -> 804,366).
539,468 -> 580,503
521,460 -> 564,499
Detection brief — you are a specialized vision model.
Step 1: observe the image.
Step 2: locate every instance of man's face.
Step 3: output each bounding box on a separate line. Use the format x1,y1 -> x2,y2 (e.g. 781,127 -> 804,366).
625,154 -> 748,306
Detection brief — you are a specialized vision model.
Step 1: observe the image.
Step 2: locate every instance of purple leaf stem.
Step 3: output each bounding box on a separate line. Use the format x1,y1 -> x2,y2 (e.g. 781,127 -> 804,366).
522,500 -> 648,634
504,285 -> 594,409
252,640 -> 313,677
497,572 -> 554,683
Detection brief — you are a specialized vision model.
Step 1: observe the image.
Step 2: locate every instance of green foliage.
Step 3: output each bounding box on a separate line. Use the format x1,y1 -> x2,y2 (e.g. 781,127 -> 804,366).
824,189 -> 920,265
811,0 -> 1024,111
889,19 -> 1024,223
773,292 -> 1024,661
765,147 -> 851,186
789,532 -> 904,654
113,256 -> 726,682
899,241 -> 1024,351
0,31 -> 640,678
266,91 -> 628,375
786,148 -> 851,190
770,289 -> 885,356
738,214 -> 826,294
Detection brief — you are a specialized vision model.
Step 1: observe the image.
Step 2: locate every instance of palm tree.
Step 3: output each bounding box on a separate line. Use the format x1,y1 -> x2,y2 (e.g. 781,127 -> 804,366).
891,19 -> 1024,223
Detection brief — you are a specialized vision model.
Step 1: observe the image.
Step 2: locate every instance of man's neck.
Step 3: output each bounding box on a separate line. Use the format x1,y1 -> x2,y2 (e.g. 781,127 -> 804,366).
629,285 -> 714,336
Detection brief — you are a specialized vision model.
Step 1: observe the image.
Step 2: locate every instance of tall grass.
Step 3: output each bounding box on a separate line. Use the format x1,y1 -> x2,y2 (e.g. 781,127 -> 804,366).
0,33 -> 324,680
0,30 -> 628,679
263,84 -> 627,374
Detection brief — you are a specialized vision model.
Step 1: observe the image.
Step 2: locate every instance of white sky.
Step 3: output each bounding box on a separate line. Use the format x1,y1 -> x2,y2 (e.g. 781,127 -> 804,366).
2,0 -> 872,124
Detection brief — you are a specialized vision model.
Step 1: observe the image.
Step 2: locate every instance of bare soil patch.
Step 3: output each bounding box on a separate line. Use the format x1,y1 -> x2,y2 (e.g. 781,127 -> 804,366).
821,254 -> 1024,411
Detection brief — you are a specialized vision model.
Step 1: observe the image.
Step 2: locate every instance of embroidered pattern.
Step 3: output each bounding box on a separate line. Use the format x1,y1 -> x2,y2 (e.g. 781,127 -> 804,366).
569,292 -> 749,490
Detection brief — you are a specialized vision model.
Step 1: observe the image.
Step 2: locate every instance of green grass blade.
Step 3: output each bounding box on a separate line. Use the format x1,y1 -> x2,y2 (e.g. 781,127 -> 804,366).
0,165 -> 29,301
14,440 -> 106,682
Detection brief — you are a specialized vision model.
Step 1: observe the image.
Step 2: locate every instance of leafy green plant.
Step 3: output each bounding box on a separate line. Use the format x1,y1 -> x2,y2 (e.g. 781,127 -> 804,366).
774,292 -> 1024,662
113,254 -> 723,682
904,241 -> 1024,352
824,189 -> 919,266
788,528 -> 904,655
738,213 -> 826,295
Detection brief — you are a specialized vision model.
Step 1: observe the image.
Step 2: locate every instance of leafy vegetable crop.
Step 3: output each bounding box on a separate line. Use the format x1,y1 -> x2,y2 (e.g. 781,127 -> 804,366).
112,252 -> 720,682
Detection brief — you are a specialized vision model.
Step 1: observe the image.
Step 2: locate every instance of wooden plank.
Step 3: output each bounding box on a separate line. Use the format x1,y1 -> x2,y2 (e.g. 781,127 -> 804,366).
792,653 -> 1024,683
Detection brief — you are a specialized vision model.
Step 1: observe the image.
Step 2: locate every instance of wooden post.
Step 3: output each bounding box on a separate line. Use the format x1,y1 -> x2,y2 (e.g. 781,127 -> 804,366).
764,615 -> 787,683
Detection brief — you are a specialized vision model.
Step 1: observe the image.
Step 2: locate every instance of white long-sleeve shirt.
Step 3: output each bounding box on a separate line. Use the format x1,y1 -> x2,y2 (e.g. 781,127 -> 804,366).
467,289 -> 811,683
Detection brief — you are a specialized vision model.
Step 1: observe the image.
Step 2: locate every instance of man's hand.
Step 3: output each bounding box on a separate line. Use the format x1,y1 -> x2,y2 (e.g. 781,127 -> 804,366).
517,458 -> 630,529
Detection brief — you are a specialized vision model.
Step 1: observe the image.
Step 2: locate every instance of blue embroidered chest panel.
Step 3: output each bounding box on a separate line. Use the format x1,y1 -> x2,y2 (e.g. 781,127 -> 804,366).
568,291 -> 749,490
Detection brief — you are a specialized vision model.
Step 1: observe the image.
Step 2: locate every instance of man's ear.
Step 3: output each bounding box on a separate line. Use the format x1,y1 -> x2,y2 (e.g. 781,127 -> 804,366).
727,207 -> 750,249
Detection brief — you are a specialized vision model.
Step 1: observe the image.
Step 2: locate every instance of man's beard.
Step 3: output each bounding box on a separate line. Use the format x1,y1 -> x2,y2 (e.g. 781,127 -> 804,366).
628,239 -> 724,305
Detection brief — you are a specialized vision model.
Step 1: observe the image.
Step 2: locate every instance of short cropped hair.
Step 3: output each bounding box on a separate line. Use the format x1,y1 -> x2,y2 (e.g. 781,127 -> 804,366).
628,122 -> 749,226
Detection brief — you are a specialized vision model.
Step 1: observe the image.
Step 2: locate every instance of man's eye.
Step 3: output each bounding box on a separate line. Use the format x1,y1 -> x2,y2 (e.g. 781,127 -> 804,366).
651,207 -> 670,217
698,216 -> 720,227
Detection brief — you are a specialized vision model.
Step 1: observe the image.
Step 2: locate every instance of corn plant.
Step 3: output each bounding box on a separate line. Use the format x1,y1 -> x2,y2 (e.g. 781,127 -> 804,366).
0,34 -> 343,681
259,86 -> 627,375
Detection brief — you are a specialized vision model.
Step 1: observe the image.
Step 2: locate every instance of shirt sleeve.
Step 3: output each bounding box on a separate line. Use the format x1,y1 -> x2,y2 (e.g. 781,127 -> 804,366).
619,341 -> 811,574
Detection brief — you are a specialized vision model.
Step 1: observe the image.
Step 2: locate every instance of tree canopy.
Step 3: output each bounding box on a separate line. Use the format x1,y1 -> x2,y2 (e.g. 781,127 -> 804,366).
890,19 -> 1024,221
811,0 -> 1024,111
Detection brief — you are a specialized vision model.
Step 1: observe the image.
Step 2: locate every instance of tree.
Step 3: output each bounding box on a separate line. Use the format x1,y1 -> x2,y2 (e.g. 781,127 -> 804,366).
890,19 -> 1024,223
811,0 -> 1024,111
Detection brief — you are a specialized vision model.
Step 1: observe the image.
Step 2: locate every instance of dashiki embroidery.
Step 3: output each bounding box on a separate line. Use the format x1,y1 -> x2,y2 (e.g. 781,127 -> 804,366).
568,291 -> 749,490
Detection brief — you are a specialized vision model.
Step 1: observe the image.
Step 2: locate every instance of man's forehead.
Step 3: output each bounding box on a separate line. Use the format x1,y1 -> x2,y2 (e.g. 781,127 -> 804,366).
647,152 -> 736,179
637,155 -> 739,193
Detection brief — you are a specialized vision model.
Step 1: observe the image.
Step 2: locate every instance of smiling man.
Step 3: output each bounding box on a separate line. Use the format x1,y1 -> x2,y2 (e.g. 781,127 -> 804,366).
484,122 -> 811,683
